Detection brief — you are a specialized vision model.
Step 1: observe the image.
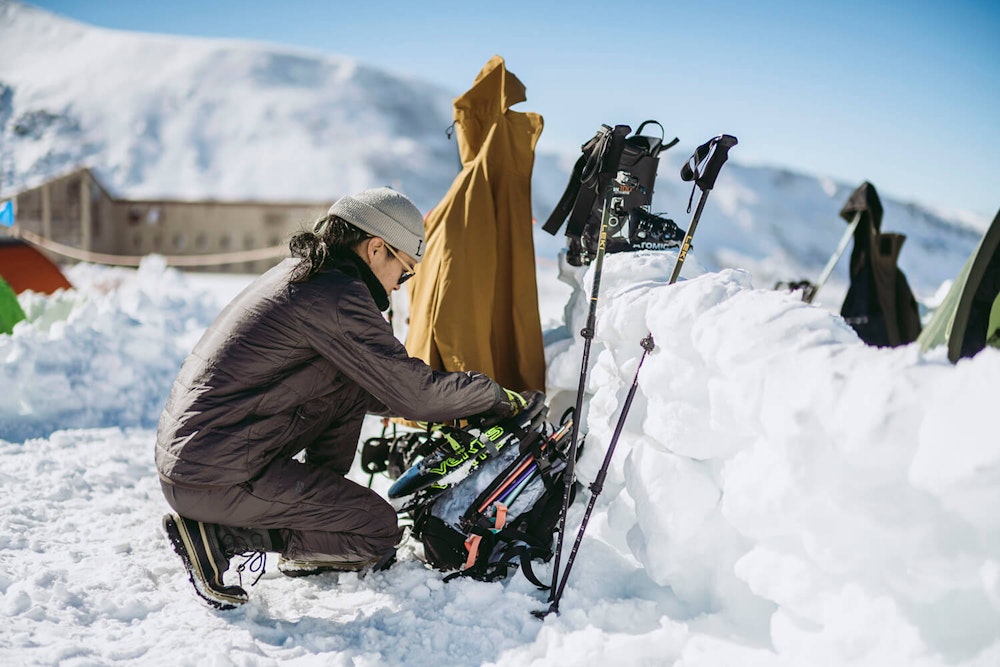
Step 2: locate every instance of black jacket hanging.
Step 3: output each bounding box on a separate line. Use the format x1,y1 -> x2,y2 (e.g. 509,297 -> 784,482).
839,182 -> 923,347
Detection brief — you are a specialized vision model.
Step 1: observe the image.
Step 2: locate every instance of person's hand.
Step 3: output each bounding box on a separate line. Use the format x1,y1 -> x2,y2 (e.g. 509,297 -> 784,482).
495,387 -> 530,419
470,387 -> 539,428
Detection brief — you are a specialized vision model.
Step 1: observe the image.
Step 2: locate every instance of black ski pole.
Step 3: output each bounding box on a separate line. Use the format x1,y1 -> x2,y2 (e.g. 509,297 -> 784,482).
668,134 -> 738,285
547,127 -> 632,600
539,333 -> 655,617
538,134 -> 739,619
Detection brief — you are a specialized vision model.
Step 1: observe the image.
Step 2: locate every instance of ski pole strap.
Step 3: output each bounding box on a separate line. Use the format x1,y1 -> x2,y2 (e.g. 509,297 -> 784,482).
561,125 -> 633,256
681,134 -> 739,210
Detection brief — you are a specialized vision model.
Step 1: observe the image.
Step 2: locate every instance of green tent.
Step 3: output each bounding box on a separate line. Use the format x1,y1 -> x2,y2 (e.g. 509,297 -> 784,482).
0,275 -> 26,335
918,208 -> 1000,362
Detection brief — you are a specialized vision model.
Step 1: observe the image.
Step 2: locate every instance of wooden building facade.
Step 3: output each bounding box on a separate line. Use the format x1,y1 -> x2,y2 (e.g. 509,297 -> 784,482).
3,167 -> 328,273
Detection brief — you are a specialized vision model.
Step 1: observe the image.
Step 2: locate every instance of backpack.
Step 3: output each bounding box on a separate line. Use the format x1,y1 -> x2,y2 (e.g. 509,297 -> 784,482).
363,393 -> 579,586
542,121 -> 684,266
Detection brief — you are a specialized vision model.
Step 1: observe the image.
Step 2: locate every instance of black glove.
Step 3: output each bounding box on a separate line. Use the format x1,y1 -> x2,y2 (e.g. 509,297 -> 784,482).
470,387 -> 539,428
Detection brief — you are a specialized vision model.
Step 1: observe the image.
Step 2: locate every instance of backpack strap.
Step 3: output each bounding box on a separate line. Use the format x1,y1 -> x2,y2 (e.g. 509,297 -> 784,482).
482,525 -> 554,588
633,120 -> 679,157
564,183 -> 599,240
462,534 -> 483,570
504,541 -> 551,589
462,502 -> 509,570
564,125 -> 631,240
542,122 -> 678,239
541,125 -> 613,236
634,119 -> 664,138
542,124 -> 627,238
447,530 -> 551,588
541,153 -> 589,236
445,523 -> 499,583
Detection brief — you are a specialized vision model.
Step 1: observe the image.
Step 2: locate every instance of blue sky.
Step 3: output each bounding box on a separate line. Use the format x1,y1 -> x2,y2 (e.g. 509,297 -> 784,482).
23,0 -> 1000,220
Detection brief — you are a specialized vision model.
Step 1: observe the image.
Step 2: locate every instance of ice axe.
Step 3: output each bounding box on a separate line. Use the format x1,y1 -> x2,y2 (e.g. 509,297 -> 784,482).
668,134 -> 738,284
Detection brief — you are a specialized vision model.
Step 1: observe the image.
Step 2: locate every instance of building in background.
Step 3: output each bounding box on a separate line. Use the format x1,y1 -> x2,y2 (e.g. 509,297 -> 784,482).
2,167 -> 328,274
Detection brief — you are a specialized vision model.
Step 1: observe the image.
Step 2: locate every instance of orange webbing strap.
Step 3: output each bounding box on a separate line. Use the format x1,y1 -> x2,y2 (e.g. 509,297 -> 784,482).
463,535 -> 482,570
462,503 -> 509,571
494,503 -> 508,530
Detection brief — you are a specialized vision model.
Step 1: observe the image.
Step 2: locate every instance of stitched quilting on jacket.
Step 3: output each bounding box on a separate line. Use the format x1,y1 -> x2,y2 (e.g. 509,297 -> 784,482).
156,252 -> 499,488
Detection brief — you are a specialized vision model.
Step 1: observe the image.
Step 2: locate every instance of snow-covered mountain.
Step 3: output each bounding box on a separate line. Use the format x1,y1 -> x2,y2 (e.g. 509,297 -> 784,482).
0,0 -> 988,309
0,0 -> 459,208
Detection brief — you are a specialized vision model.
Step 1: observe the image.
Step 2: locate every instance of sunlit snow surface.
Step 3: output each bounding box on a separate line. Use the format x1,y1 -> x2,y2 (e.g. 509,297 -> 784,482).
1,254 -> 997,666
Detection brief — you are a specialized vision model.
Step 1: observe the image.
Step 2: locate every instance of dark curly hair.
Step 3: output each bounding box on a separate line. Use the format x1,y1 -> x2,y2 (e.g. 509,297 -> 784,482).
288,214 -> 370,282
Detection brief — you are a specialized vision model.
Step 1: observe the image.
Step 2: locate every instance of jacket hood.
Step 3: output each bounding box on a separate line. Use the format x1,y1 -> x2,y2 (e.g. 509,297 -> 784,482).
453,55 -> 530,165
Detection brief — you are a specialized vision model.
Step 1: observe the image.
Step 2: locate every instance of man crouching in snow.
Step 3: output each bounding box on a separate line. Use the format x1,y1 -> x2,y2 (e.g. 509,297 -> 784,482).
155,187 -> 528,609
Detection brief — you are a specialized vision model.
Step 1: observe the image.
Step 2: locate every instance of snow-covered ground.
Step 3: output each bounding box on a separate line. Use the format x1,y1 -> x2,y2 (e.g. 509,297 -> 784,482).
2,2 -> 997,663
2,249 -> 997,666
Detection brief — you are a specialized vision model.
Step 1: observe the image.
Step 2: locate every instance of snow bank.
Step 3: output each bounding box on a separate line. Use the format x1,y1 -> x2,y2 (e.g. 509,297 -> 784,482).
1,255 -> 998,666
0,257 -> 222,441
545,251 -> 1000,665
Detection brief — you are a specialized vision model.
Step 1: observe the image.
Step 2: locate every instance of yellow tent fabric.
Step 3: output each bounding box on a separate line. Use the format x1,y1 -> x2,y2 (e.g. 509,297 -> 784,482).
405,55 -> 546,392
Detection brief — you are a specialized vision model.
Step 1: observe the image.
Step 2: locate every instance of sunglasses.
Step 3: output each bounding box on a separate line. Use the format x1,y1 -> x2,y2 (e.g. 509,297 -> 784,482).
384,244 -> 417,285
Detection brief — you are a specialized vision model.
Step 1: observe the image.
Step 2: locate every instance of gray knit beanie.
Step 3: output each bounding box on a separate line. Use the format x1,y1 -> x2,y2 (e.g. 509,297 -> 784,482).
327,187 -> 426,262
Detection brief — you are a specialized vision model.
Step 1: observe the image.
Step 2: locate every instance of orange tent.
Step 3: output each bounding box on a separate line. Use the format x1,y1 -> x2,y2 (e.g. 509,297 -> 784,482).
405,55 -> 545,392
0,238 -> 73,294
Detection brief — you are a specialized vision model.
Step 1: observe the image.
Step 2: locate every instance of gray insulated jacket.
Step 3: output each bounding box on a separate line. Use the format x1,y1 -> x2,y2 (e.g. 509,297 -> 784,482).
156,252 -> 502,488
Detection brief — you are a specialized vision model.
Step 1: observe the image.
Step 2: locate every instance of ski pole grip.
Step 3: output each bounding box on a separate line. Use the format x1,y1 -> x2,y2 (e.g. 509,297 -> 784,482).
680,134 -> 738,191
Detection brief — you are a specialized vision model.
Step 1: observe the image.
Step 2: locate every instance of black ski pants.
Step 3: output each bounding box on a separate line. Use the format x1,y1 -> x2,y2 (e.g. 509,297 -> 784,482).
161,455 -> 400,563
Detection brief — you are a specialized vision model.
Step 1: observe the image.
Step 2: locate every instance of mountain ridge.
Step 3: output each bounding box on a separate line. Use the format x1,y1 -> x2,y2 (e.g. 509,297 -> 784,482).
0,0 -> 987,307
